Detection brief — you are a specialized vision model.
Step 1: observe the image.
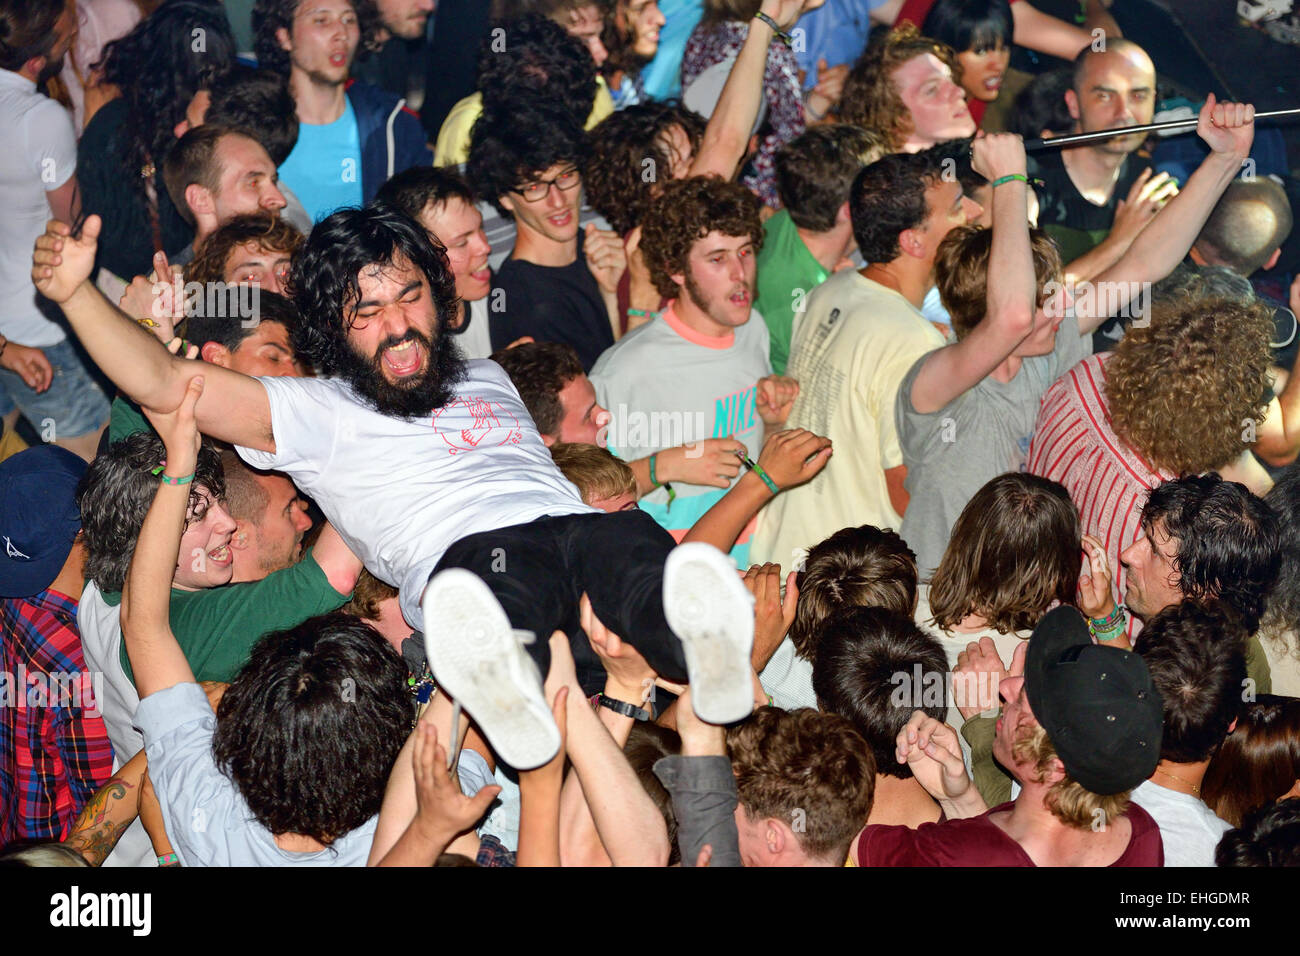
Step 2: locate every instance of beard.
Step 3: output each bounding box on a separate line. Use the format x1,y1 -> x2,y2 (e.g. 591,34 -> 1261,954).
332,321 -> 468,419
36,54 -> 66,87
683,268 -> 750,323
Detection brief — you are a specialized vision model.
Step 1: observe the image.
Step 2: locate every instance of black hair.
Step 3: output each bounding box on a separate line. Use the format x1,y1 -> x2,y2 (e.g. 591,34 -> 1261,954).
1261,464 -> 1300,659
775,125 -> 887,233
375,165 -> 477,223
187,289 -> 301,352
921,0 -> 1012,55
812,606 -> 948,780
490,341 -> 584,437
477,13 -> 598,125
1216,798 -> 1300,866
1151,263 -> 1256,307
1008,68 -> 1073,140
1142,475 -> 1283,632
1133,601 -> 1247,764
850,143 -> 959,264
290,203 -> 466,417
98,0 -> 236,193
252,0 -> 383,78
466,97 -> 589,216
206,65 -> 300,166
212,613 -> 412,845
77,432 -> 226,593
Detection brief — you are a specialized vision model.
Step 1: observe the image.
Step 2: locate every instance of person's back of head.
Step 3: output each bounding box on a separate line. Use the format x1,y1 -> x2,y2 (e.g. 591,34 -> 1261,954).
1107,294 -> 1274,478
467,97 -> 589,217
1008,67 -> 1073,140
639,175 -> 763,300
585,102 -> 707,235
0,445 -> 86,601
0,841 -> 90,868
1194,178 -> 1294,277
812,606 -> 947,781
205,65 -> 300,166
622,722 -> 681,865
376,165 -> 477,225
840,23 -> 958,152
849,144 -> 955,266
77,433 -> 225,594
0,0 -> 65,73
935,223 -> 1062,338
775,125 -> 889,234
1133,600 -> 1248,765
1215,798 -> 1300,866
212,613 -> 411,845
789,525 -> 918,665
549,443 -> 635,506
1150,262 -> 1256,307
1261,463 -> 1300,654
1201,694 -> 1300,827
491,341 -> 585,439
929,473 -> 1080,633
1139,475 -> 1282,632
476,13 -> 597,126
727,707 -> 875,865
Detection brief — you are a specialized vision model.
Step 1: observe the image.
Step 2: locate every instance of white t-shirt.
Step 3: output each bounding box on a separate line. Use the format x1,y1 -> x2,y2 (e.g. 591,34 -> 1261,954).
750,270 -> 945,568
451,296 -> 494,361
1130,779 -> 1230,867
236,360 -> 594,627
0,69 -> 77,347
758,636 -> 818,711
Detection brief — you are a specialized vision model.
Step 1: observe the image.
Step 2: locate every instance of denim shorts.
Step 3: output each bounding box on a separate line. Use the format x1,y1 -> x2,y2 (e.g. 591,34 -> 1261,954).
0,337 -> 111,439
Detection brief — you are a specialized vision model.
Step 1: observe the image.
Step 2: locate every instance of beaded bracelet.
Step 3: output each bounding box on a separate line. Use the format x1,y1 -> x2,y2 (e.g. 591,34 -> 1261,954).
1089,605 -> 1127,642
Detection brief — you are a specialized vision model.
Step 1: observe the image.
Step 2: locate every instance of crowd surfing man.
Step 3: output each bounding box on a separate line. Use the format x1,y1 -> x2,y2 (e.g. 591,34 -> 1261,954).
32,203 -> 758,771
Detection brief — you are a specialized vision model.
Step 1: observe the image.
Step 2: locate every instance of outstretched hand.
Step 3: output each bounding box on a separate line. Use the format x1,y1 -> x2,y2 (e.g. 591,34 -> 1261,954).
410,722 -> 501,845
32,216 -> 101,304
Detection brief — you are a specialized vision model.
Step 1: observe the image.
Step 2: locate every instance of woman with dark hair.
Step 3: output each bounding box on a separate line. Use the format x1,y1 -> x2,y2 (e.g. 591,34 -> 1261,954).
602,0 -> 666,109
1202,695 -> 1300,829
77,0 -> 236,288
921,0 -> 1012,127
1261,465 -> 1300,696
918,472 -> 1081,726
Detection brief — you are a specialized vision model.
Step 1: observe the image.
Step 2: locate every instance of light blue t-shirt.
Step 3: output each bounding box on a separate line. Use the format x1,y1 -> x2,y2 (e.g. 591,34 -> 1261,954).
277,98 -> 366,223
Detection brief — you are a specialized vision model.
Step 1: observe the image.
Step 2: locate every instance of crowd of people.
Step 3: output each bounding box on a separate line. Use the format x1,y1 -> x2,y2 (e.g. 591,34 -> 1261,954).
0,0 -> 1298,869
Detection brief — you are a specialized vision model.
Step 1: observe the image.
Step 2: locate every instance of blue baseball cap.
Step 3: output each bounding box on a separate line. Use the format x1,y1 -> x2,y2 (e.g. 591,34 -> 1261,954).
0,445 -> 87,598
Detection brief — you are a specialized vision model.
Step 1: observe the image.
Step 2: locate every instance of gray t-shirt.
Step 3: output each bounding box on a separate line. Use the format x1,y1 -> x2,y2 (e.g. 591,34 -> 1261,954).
896,317 -> 1090,575
138,682 -> 377,866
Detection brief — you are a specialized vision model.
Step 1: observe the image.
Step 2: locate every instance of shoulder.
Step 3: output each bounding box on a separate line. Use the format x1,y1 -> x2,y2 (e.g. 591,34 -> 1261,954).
592,319 -> 665,372
345,78 -> 399,113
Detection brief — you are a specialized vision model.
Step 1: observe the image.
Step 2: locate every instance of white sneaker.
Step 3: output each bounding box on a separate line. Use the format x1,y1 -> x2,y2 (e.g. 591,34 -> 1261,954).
421,568 -> 560,770
662,543 -> 756,725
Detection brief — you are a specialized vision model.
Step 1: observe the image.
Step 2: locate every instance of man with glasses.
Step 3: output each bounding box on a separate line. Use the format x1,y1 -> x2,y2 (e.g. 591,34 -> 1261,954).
467,104 -> 626,370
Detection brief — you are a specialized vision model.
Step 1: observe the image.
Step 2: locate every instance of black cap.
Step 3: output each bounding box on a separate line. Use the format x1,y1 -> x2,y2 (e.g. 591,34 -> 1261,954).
1024,606 -> 1163,795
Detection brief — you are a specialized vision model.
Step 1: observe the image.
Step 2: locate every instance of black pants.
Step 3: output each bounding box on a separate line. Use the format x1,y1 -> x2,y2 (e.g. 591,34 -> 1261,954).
434,510 -> 689,693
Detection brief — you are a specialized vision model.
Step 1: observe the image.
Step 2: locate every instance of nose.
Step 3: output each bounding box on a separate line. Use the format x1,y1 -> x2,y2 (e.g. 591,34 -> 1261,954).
651,4 -> 665,27
265,272 -> 284,295
544,183 -> 566,208
292,500 -> 313,533
999,675 -> 1022,706
264,183 -> 287,211
594,402 -> 610,426
472,231 -> 491,258
1120,540 -> 1139,569
588,36 -> 608,66
211,501 -> 238,535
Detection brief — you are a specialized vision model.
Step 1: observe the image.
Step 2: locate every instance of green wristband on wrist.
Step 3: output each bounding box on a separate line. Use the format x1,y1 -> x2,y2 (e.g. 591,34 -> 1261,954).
991,173 -> 1029,188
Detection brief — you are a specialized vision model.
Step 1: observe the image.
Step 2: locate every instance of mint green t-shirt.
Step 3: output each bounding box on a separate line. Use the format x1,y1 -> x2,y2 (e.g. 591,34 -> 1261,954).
755,209 -> 828,376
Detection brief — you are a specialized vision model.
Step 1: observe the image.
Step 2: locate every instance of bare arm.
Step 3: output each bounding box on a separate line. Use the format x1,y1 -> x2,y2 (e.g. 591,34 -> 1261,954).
517,687 -> 567,867
62,750 -> 147,866
307,523 -> 364,595
1079,97 -> 1256,333
885,464 -> 910,517
1009,2 -> 1094,60
908,134 -> 1036,415
46,175 -> 80,226
32,216 -> 275,452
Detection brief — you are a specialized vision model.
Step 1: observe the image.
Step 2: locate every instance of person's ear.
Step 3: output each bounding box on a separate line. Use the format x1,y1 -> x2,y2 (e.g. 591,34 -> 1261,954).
669,269 -> 687,291
201,342 -> 232,367
1227,717 -> 1238,735
1064,89 -> 1080,123
1042,755 -> 1067,786
835,201 -> 851,225
1265,247 -> 1282,272
276,25 -> 293,54
898,227 -> 926,259
229,524 -> 252,552
499,194 -> 516,216
765,819 -> 787,858
174,119 -> 192,140
186,183 -> 215,221
541,431 -> 556,447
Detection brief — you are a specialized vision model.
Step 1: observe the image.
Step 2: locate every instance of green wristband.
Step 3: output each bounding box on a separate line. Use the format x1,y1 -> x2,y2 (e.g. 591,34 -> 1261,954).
991,173 -> 1029,188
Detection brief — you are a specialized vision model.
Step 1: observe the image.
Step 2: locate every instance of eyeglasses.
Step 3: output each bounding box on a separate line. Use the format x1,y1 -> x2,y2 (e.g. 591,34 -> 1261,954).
514,167 -> 581,203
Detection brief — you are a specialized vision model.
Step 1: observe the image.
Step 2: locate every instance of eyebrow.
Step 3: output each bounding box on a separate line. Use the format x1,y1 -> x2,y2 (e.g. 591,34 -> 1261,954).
355,280 -> 422,310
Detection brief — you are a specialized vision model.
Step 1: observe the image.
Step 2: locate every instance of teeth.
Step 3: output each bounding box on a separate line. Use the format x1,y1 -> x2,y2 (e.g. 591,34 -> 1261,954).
209,545 -> 229,561
387,341 -> 415,353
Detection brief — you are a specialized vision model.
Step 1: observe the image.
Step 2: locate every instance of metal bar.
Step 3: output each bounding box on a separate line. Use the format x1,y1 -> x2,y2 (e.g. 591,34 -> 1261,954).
1022,107 -> 1300,151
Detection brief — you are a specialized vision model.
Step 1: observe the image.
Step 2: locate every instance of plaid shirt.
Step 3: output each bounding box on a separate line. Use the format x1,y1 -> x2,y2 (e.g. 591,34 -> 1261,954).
1,588 -> 115,843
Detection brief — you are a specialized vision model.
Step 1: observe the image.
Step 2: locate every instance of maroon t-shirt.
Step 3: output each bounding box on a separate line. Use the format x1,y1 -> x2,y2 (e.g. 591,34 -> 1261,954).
858,801 -> 1164,867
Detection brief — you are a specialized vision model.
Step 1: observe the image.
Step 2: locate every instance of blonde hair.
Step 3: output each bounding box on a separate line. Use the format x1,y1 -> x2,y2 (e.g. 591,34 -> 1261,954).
1013,724 -> 1131,828
550,443 -> 637,503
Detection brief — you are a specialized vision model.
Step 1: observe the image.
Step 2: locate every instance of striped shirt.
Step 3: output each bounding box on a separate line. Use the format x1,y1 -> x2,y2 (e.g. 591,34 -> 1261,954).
1026,353 -> 1176,636
1,589 -> 114,843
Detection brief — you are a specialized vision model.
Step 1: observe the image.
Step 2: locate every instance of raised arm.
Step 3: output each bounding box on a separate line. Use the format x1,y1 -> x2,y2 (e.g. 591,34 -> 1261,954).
32,217 -> 275,452
908,134 -> 1036,414
1008,1 -> 1094,60
1078,96 -> 1256,333
119,377 -> 207,699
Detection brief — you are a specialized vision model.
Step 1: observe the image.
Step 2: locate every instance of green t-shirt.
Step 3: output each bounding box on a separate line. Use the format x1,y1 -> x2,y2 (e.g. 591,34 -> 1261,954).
104,547 -> 351,685
754,209 -> 827,376
109,394 -> 152,444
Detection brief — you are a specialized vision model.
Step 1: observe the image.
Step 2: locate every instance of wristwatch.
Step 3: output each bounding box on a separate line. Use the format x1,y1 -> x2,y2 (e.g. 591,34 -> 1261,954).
596,693 -> 650,722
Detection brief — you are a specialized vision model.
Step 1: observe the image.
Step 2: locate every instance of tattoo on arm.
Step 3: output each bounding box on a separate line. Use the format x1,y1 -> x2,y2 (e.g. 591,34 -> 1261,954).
64,780 -> 137,867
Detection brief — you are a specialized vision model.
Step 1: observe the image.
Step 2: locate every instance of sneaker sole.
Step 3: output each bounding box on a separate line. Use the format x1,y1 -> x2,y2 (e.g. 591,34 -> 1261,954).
662,543 -> 756,725
421,569 -> 560,770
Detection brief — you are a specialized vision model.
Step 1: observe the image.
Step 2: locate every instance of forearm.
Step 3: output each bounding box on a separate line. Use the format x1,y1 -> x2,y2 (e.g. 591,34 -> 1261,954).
517,772 -> 563,867
63,750 -> 147,865
683,471 -> 772,550
1010,2 -> 1093,59
691,9 -> 773,181
961,715 -> 1013,808
1256,390 -> 1300,466
984,178 -> 1036,340
373,818 -> 456,867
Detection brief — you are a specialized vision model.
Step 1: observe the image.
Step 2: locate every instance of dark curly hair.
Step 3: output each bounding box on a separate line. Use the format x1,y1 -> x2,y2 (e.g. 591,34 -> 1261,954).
1261,464 -> 1300,670
585,102 -> 706,235
1008,67 -> 1074,140
600,0 -> 654,85
467,98 -> 589,216
252,0 -> 383,78
1134,600 -> 1247,764
850,143 -> 958,265
97,0 -> 236,195
1216,798 -> 1300,867
186,212 -> 304,287
77,431 -> 226,594
205,65 -> 300,166
290,203 -> 466,415
477,14 -> 598,126
212,613 -> 412,845
812,606 -> 947,781
1107,294 -> 1274,475
1140,475 -> 1282,632
840,22 -> 958,151
639,175 -> 763,299
490,341 -> 584,437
